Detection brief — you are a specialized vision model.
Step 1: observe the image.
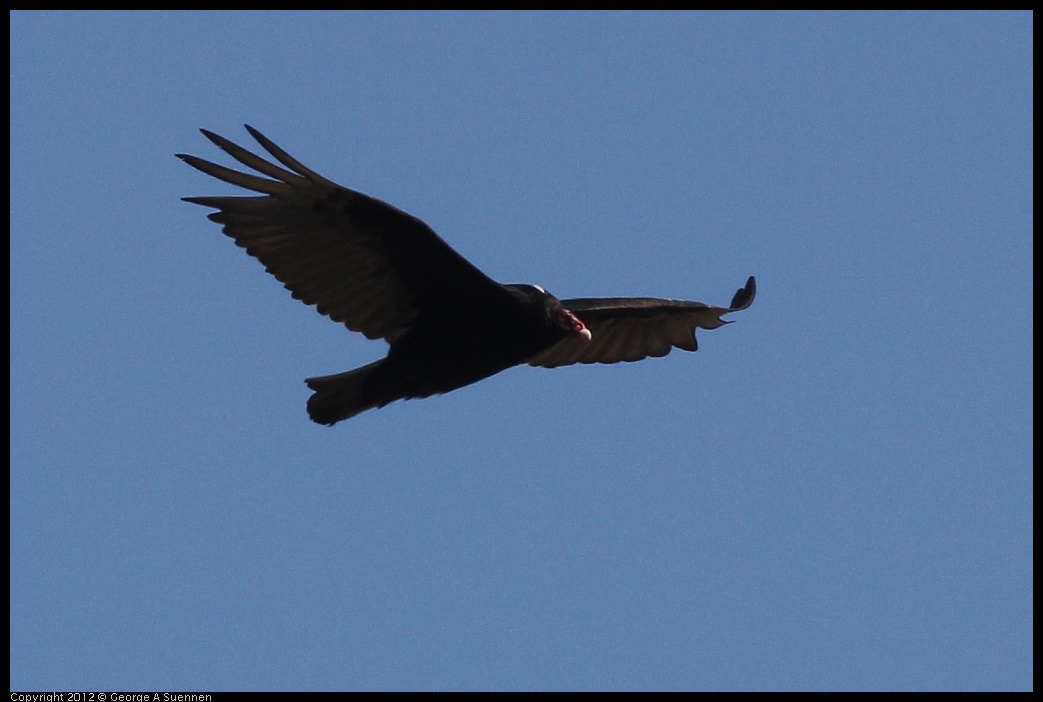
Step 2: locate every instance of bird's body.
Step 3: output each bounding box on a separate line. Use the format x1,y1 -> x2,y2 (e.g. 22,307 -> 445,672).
179,126 -> 755,425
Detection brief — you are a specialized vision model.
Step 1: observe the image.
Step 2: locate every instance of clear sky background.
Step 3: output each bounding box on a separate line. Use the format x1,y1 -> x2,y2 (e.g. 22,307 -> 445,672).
10,11 -> 1031,692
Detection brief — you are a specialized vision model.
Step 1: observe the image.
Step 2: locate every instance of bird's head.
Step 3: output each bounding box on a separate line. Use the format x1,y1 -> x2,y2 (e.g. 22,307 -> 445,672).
553,304 -> 592,341
510,284 -> 592,342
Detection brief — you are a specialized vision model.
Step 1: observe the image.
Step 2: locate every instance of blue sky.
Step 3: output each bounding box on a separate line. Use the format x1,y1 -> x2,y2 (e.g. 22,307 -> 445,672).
10,11 -> 1031,691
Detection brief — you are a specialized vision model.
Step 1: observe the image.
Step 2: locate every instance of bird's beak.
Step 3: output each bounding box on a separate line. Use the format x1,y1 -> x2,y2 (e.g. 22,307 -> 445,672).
563,309 -> 591,342
556,307 -> 591,341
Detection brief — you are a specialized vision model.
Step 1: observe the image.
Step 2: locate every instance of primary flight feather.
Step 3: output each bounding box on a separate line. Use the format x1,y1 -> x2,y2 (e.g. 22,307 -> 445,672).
178,126 -> 756,425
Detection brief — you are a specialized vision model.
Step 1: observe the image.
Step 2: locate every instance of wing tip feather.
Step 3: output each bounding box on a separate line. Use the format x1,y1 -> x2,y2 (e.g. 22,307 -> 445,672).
730,276 -> 756,311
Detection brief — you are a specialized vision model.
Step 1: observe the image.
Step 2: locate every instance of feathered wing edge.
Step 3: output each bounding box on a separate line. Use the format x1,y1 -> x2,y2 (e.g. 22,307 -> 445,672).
728,275 -> 756,312
177,127 -> 421,340
526,276 -> 756,368
177,125 -> 340,196
179,126 -> 509,343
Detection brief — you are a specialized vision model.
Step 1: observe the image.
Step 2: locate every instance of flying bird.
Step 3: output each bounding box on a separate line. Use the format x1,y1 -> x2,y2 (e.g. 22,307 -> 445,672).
178,126 -> 756,425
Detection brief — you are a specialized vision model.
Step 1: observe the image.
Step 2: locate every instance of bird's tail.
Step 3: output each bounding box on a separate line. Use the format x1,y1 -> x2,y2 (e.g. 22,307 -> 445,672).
305,361 -> 385,426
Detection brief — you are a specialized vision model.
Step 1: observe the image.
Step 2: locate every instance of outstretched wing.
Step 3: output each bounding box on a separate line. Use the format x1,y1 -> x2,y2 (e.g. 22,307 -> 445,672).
178,126 -> 503,342
527,276 -> 756,368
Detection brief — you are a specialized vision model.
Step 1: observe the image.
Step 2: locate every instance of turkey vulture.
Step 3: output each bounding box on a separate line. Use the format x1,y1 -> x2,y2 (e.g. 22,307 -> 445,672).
178,126 -> 756,425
